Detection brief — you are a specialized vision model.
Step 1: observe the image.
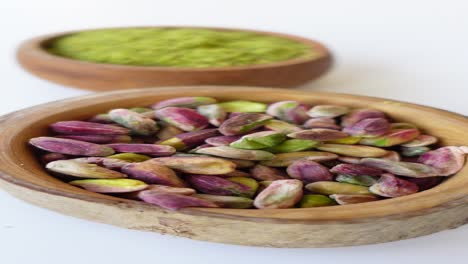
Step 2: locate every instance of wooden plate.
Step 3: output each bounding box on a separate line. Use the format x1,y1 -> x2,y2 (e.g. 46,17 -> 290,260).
0,86 -> 467,247
16,27 -> 332,91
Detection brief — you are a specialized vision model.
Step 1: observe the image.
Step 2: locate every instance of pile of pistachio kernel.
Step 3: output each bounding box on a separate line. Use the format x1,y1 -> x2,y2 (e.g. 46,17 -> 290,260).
29,97 -> 468,210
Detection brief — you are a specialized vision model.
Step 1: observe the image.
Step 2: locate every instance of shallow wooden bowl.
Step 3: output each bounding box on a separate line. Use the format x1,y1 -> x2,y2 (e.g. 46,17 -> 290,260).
0,86 -> 467,247
16,27 -> 332,91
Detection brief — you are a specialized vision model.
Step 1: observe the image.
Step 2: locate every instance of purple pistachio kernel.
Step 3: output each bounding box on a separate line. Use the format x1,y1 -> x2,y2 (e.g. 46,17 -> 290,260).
330,164 -> 384,177
151,97 -> 217,109
307,105 -> 349,118
250,164 -> 290,181
186,175 -> 253,197
418,146 -> 467,176
401,135 -> 438,147
287,129 -> 349,141
138,191 -> 218,210
50,120 -> 130,135
205,135 -> 242,146
40,153 -> 68,164
106,144 -> 175,156
369,173 -> 419,197
342,118 -> 390,138
341,109 -> 386,127
155,107 -> 209,131
108,109 -> 159,136
359,128 -> 420,147
286,160 -> 333,183
303,118 -> 341,130
29,137 -> 115,157
360,158 -> 440,177
161,129 -> 220,150
74,157 -> 130,170
266,101 -> 309,124
254,179 -> 303,209
57,134 -> 132,144
121,162 -> 186,187
219,113 -> 272,136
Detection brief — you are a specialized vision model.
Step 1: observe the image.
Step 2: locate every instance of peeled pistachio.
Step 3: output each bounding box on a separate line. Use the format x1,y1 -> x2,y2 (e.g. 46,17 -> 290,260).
260,151 -> 338,167
299,194 -> 336,207
307,105 -> 349,118
264,119 -> 302,134
330,164 -> 384,176
288,129 -> 349,141
286,160 -> 333,183
151,97 -> 217,109
359,128 -> 420,147
50,120 -> 130,135
250,164 -> 289,181
317,144 -> 388,158
254,179 -> 303,209
226,177 -> 259,197
265,139 -> 319,153
88,113 -> 113,124
155,125 -> 185,141
218,100 -> 267,113
360,158 -> 440,177
230,131 -> 286,149
266,101 -> 309,124
303,118 -> 341,130
369,173 -> 419,197
330,194 -> 379,205
327,136 -> 362,145
138,191 -> 218,210
46,160 -> 126,179
335,175 -> 378,187
106,143 -> 175,156
122,161 -> 186,187
195,146 -> 275,161
401,135 -> 438,147
401,146 -> 431,157
342,118 -> 390,138
381,151 -> 401,162
159,129 -> 219,150
73,157 -> 130,170
219,113 -> 272,136
197,104 -> 227,127
40,153 -> 68,164
192,194 -> 253,209
150,156 -> 236,175
155,107 -> 209,131
305,181 -> 372,195
107,153 -> 151,162
57,134 -> 132,144
341,109 -> 386,127
186,175 -> 253,197
108,108 -> 159,136
418,146 -> 467,176
70,179 -> 148,193
144,185 -> 196,195
205,135 -> 242,146
29,137 -> 115,157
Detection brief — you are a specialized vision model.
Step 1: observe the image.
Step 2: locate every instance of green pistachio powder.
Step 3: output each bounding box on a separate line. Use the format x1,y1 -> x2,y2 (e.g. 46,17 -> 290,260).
47,28 -> 316,67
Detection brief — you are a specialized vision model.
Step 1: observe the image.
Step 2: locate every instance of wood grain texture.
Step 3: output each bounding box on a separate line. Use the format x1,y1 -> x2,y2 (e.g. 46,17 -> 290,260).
16,27 -> 332,91
0,86 -> 467,247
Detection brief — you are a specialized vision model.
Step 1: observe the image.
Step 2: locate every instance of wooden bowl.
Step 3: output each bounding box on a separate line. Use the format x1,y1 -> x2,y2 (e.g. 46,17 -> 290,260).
0,86 -> 467,248
16,27 -> 332,91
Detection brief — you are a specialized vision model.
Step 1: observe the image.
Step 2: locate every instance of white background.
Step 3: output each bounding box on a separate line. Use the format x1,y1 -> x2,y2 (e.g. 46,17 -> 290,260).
1,1 -> 467,263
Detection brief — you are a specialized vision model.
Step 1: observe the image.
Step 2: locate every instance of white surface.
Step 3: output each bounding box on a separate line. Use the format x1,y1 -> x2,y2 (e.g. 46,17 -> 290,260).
1,0 -> 467,263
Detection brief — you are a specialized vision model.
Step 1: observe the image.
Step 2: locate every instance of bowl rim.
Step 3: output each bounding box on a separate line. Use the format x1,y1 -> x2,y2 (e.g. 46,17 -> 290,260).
18,25 -> 331,72
0,86 -> 467,223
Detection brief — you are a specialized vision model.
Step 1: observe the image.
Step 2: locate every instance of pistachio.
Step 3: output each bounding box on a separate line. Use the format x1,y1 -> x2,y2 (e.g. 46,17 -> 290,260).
219,113 -> 272,136
29,137 -> 115,157
359,128 -> 420,147
195,146 -> 275,161
106,143 -> 175,156
50,120 -> 130,135
88,113 -> 114,124
316,144 -> 388,158
341,109 -> 386,127
307,105 -> 349,118
286,160 -> 333,183
360,158 -> 440,177
330,194 -> 379,205
260,151 -> 338,167
401,135 -> 438,147
250,164 -> 289,181
150,156 -> 236,175
299,194 -> 336,207
401,146 -> 431,157
138,191 -> 218,210
335,174 -> 378,187
342,118 -> 390,138
121,161 -> 186,187
418,146 -> 467,176
303,118 -> 341,130
70,179 -> 148,193
40,153 -> 68,164
128,107 -> 153,113
266,101 -> 309,124
330,164 -> 384,176
159,129 -> 219,150
288,129 -> 349,141
186,175 -> 253,197
264,119 -> 302,134
108,108 -> 159,136
369,173 -> 419,197
218,100 -> 267,113
305,181 -> 372,195
155,107 -> 209,132
73,157 -> 130,170
151,97 -> 217,109
230,131 -> 286,149
205,135 -> 242,146
155,125 -> 185,141
192,194 -> 253,209
197,104 -> 227,127
107,153 -> 152,162
46,160 -> 126,179
57,134 -> 132,144
327,136 -> 362,145
266,139 -> 320,153
226,177 -> 259,197
253,179 -> 303,209
144,185 -> 196,195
